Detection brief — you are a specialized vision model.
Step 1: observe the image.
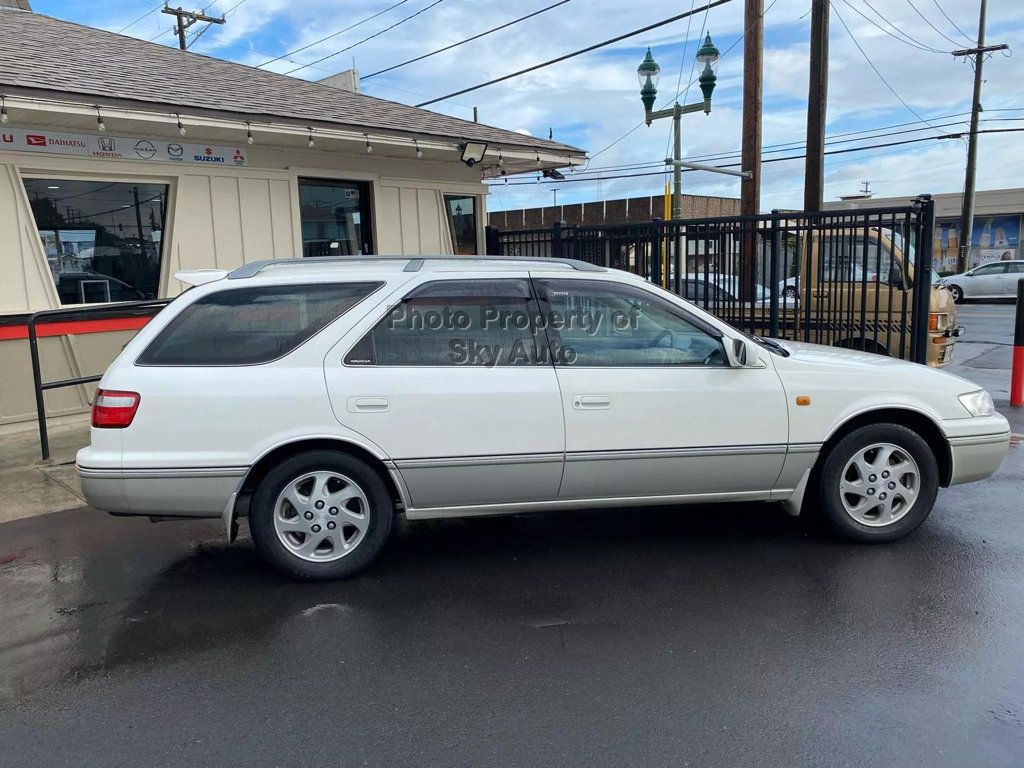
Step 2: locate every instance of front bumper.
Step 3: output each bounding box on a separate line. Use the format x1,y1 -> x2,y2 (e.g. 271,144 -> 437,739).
943,413 -> 1011,485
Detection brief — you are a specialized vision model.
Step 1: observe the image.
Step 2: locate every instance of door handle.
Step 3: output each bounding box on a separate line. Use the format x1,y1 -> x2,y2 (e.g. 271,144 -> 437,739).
812,288 -> 830,298
347,396 -> 389,413
572,394 -> 611,410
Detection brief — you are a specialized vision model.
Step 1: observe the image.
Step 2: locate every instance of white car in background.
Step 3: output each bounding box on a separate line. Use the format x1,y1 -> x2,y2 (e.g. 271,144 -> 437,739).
77,256 -> 1010,581
939,260 -> 1024,303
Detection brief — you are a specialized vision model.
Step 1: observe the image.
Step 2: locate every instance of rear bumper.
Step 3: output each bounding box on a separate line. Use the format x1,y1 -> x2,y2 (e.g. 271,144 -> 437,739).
946,431 -> 1011,485
77,465 -> 246,518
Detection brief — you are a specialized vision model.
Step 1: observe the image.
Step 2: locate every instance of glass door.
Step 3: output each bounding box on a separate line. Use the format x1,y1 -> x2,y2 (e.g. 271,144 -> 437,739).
298,178 -> 374,257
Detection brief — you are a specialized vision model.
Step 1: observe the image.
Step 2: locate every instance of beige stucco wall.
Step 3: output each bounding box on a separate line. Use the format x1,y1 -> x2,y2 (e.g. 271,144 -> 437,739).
0,132 -> 489,424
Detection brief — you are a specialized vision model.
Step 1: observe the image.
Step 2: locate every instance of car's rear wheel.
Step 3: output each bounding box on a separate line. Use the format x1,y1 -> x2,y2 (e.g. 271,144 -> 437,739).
783,286 -> 799,300
947,284 -> 964,303
249,451 -> 394,580
817,424 -> 938,542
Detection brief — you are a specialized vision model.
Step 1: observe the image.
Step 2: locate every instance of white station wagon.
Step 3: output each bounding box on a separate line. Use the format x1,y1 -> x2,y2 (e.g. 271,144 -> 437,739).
77,257 -> 1011,580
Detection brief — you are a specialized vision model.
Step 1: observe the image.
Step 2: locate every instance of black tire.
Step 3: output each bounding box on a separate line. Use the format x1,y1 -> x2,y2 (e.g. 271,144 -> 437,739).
783,286 -> 798,300
947,284 -> 964,303
249,451 -> 394,581
817,424 -> 939,542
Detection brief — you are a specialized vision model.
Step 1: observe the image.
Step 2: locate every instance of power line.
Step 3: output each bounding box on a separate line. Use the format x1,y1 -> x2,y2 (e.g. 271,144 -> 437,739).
930,0 -> 974,44
257,0 -> 413,69
831,3 -> 953,137
490,128 -> 1024,186
857,0 -> 950,54
579,110 -> 1024,174
560,119 -> 976,177
905,0 -> 972,48
362,0 -> 572,80
283,0 -> 447,76
414,0 -> 735,107
119,1 -> 163,33
837,0 -> 947,54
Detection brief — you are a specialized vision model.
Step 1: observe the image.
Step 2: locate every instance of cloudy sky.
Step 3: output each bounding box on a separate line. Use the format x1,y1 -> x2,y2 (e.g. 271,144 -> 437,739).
33,0 -> 1024,212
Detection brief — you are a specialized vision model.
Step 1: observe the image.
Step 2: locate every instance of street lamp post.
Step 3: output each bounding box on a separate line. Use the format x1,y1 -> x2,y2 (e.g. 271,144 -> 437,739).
638,35 -> 719,220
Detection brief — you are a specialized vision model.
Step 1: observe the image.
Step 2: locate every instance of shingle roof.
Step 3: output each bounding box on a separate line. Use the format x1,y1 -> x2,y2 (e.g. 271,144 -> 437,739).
0,9 -> 584,156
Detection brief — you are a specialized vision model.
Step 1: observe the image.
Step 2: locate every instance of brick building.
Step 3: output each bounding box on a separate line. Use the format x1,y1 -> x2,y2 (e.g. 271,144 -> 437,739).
487,193 -> 741,231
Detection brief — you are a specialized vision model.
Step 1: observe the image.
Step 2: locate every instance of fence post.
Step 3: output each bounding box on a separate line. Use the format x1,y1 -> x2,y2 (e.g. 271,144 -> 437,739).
769,211 -> 781,338
651,218 -> 663,286
1011,278 -> 1024,407
552,220 -> 566,260
910,195 -> 935,364
27,315 -> 50,462
484,225 -> 500,255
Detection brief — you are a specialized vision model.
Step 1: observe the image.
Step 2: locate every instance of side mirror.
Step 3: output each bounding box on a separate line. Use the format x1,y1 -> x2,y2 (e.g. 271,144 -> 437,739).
728,337 -> 762,368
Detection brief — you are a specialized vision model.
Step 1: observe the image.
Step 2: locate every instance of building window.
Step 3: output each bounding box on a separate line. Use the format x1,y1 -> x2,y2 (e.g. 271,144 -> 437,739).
24,178 -> 167,305
444,195 -> 478,255
299,178 -> 374,257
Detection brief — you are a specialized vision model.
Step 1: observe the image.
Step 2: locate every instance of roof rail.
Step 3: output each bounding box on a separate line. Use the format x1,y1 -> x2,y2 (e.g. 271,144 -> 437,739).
226,255 -> 606,279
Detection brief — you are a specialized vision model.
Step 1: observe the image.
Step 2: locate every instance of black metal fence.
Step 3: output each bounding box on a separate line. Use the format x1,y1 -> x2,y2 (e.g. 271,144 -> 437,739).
486,196 -> 936,363
27,299 -> 170,460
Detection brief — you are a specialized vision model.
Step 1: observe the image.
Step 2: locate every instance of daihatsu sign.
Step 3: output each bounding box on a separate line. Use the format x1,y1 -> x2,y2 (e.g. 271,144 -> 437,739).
0,127 -> 247,166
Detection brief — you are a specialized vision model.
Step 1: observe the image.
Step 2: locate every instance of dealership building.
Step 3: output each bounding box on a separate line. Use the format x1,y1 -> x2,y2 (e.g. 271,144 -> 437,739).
0,5 -> 584,425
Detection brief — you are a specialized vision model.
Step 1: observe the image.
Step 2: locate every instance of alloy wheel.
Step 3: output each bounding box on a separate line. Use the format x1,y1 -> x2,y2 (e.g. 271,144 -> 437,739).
839,442 -> 921,527
273,471 -> 370,561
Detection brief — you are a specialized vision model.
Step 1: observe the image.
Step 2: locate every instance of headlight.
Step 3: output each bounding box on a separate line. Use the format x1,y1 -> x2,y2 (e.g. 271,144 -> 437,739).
959,390 -> 995,417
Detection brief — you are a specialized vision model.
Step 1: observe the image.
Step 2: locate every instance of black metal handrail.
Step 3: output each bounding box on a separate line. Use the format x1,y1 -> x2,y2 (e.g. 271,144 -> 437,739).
27,299 -> 171,461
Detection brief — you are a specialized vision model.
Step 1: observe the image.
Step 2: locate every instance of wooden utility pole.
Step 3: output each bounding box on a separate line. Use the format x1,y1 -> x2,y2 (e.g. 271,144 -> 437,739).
741,0 -> 763,217
161,6 -> 225,51
803,0 -> 829,211
953,0 -> 1006,272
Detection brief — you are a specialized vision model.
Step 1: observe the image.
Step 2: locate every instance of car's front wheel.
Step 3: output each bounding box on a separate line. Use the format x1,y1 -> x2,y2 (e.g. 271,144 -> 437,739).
947,284 -> 964,303
249,451 -> 394,580
817,424 -> 938,542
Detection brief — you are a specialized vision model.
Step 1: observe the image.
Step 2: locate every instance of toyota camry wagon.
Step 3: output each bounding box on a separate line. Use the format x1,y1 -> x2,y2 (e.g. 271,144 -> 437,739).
77,256 -> 1011,580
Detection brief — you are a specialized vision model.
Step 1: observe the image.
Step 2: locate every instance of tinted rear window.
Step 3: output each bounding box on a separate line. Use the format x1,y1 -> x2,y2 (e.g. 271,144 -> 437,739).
137,282 -> 382,366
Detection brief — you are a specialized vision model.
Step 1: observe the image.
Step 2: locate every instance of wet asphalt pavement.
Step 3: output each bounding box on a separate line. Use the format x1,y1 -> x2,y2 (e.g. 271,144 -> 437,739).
2,442 -> 1023,767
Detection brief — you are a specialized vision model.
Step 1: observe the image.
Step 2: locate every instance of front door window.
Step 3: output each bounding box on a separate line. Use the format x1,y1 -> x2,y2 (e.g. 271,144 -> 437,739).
299,178 -> 373,257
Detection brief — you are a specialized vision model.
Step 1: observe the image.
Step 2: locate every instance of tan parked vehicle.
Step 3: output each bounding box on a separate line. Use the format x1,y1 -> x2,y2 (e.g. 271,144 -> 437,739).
774,227 -> 962,367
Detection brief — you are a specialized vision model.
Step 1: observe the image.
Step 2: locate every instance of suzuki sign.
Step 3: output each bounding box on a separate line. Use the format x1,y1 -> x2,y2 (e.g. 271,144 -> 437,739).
0,128 -> 247,166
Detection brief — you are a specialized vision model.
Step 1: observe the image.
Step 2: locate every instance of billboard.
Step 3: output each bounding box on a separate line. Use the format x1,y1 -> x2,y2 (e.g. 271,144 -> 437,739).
935,213 -> 1021,272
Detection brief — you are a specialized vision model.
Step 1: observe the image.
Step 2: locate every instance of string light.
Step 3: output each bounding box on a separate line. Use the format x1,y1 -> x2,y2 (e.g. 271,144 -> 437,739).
0,96 -> 7,124
95,106 -> 105,132
497,148 -> 504,167
176,113 -> 186,136
535,151 -> 541,167
364,133 -> 373,154
414,139 -> 422,159
307,127 -> 315,148
246,122 -> 254,145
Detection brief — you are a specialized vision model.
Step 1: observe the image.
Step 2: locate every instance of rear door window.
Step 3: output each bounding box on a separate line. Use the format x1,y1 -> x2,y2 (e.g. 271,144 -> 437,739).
345,279 -> 547,367
138,282 -> 382,366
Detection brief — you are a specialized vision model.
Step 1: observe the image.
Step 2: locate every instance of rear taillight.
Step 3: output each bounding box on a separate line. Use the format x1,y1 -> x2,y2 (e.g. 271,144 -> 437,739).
92,389 -> 141,428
